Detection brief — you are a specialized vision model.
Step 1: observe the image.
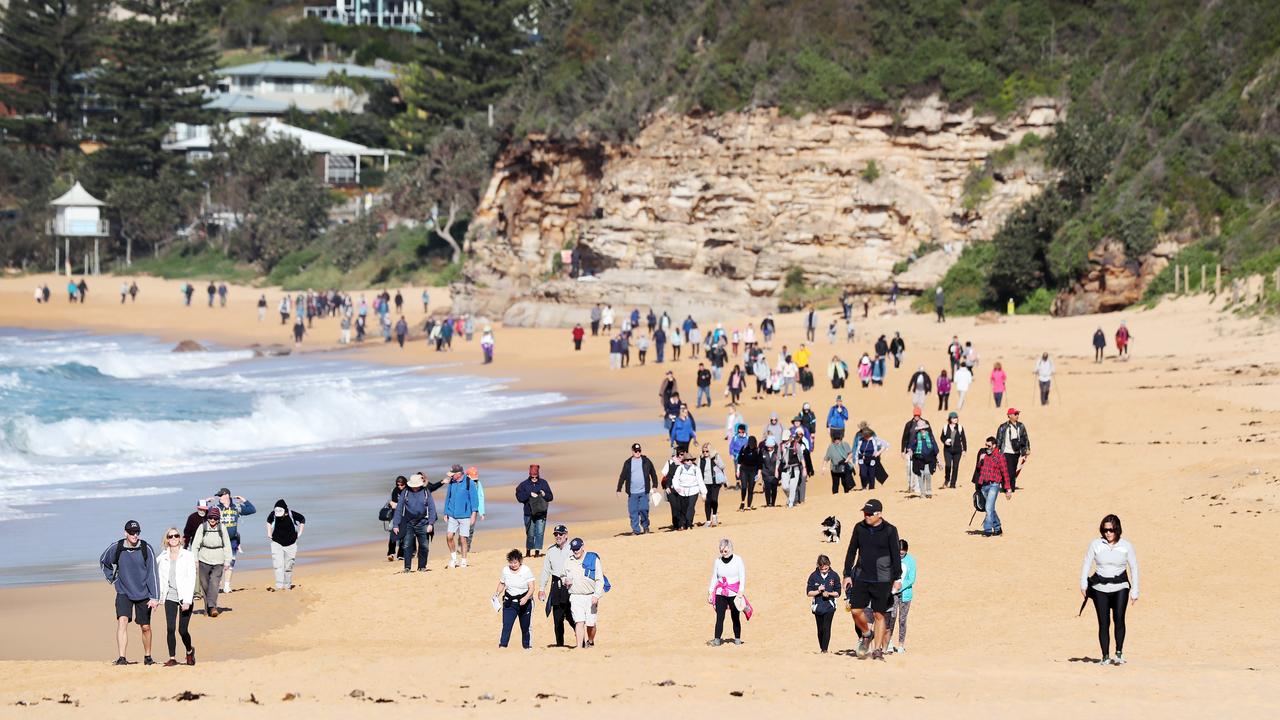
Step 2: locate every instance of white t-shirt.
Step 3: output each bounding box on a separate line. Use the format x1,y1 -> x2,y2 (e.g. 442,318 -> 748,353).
501,565 -> 535,596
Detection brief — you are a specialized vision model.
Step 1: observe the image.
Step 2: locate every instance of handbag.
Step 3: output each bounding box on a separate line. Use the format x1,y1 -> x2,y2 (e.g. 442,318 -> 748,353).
378,504 -> 393,522
649,489 -> 664,507
527,494 -> 549,519
733,594 -> 754,620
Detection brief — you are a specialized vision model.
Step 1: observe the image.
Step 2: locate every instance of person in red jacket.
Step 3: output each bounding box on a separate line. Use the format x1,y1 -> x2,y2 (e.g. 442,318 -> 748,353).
972,437 -> 1012,537
572,323 -> 585,351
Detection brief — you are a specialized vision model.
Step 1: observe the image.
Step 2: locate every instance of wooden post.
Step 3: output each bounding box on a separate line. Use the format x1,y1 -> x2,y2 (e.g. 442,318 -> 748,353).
1215,264 -> 1221,295
1174,264 -> 1180,293
1200,265 -> 1206,293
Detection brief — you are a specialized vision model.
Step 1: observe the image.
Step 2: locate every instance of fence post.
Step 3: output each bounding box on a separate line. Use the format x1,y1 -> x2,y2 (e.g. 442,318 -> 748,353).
1200,265 -> 1206,294
1215,264 -> 1221,295
1174,264 -> 1180,293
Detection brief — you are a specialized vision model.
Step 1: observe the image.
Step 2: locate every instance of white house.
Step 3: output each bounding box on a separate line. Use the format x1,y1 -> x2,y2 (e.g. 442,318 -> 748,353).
212,61 -> 397,114
304,0 -> 424,30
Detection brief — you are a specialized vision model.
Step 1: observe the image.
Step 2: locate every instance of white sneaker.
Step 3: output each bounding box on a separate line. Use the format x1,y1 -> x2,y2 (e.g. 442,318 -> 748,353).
460,558 -> 469,568
1114,653 -> 1126,665
448,553 -> 458,569
222,581 -> 231,594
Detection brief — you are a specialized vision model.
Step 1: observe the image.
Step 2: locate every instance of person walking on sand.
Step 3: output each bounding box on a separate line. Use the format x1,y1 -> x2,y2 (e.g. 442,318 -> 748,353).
395,316 -> 408,348
293,316 -> 305,345
735,436 -> 761,510
826,395 -> 849,442
601,305 -> 614,334
669,406 -> 697,455
781,431 -> 812,507
100,520 -> 159,665
206,281 -> 216,307
563,538 -> 606,648
995,408 -> 1030,491
257,294 -> 267,322
1115,321 -> 1132,360
590,304 -> 602,336
494,549 -> 536,649
617,443 -> 659,535
823,431 -> 854,494
807,554 -> 841,653
444,464 -> 480,568
889,332 -> 905,369
191,508 -> 231,616
934,287 -> 945,323
572,323 -> 585,351
203,488 -> 255,595
1034,353 -> 1055,405
481,326 -> 495,364
886,539 -> 916,654
156,527 -> 197,666
393,473 -> 438,572
695,363 -> 712,408
1093,327 -> 1107,363
936,370 -> 951,411
855,423 -> 889,491
842,499 -> 902,660
266,499 -> 305,591
538,525 -> 574,646
940,412 -> 967,489
120,281 -> 129,304
953,364 -> 973,410
708,538 -> 747,646
699,443 -> 727,527
670,451 -> 707,530
990,362 -> 1007,408
516,465 -> 554,557
972,436 -> 1013,537
903,412 -> 939,498
907,365 -> 932,409
1081,514 -> 1140,665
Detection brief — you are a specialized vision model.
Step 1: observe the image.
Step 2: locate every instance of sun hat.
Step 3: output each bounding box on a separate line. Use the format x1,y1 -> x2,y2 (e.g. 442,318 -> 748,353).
407,473 -> 425,488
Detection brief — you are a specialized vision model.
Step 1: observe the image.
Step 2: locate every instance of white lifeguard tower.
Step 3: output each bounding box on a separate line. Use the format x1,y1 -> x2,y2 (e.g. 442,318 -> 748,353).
47,181 -> 110,276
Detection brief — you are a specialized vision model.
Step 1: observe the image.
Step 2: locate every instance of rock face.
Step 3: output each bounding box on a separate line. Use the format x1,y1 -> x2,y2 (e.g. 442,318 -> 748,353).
1051,238 -> 1185,315
171,340 -> 207,353
458,96 -> 1061,325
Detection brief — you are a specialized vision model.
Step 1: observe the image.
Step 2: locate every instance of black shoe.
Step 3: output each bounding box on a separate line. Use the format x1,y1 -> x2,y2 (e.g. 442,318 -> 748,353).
143,656 -> 155,666
983,531 -> 992,537
993,529 -> 1003,536
113,657 -> 128,666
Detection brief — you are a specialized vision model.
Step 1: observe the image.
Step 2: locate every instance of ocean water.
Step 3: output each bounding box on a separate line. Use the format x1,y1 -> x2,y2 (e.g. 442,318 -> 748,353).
0,329 -> 602,584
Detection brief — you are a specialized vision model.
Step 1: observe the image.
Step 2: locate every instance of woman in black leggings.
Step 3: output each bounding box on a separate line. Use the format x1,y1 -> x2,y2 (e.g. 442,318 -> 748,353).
157,527 -> 197,666
699,444 -> 726,527
1080,514 -> 1140,665
735,436 -> 761,510
387,476 -> 407,561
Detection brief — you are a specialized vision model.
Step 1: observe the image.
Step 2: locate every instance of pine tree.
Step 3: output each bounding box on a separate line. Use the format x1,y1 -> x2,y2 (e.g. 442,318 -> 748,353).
90,0 -> 218,178
0,0 -> 106,151
393,0 -> 531,149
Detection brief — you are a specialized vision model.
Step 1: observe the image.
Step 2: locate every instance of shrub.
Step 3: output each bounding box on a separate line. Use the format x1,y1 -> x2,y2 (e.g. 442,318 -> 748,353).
861,160 -> 881,184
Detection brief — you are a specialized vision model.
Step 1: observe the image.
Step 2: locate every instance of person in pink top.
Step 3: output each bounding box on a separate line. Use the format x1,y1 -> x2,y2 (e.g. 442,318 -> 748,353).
990,362 -> 1007,408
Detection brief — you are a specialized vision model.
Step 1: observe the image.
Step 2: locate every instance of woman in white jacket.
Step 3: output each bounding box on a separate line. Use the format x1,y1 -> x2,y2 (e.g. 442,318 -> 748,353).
670,453 -> 707,531
155,527 -> 198,666
952,365 -> 974,410
707,538 -> 746,646
1080,514 -> 1139,665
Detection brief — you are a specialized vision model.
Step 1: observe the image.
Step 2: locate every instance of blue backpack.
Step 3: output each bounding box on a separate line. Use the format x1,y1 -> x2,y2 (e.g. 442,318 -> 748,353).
582,551 -> 612,592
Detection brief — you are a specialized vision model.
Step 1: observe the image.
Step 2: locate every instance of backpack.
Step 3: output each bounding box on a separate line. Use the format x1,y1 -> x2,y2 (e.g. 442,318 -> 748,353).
109,539 -> 152,582
582,551 -> 611,592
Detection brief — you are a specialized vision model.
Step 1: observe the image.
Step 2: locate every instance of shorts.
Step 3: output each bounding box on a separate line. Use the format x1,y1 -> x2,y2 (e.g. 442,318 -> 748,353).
447,516 -> 472,538
570,594 -> 598,626
115,593 -> 152,625
849,581 -> 893,614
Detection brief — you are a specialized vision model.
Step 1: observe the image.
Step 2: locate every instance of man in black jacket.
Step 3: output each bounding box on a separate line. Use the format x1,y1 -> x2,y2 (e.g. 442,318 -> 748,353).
995,408 -> 1031,491
616,443 -> 659,535
842,499 -> 902,660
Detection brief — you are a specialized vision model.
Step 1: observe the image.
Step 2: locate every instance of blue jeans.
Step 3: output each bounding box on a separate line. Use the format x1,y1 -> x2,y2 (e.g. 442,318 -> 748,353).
656,344 -> 664,363
400,519 -> 430,570
982,483 -> 1002,533
696,386 -> 711,406
500,597 -> 533,648
627,492 -> 650,534
994,391 -> 1004,408
524,517 -> 546,553
712,365 -> 722,381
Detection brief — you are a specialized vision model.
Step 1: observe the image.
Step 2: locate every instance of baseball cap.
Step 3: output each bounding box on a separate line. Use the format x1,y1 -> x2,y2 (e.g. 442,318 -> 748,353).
217,487 -> 231,497
912,407 -> 922,417
835,395 -> 843,402
770,411 -> 778,419
124,520 -> 141,534
1007,408 -> 1020,415
861,499 -> 883,515
631,443 -> 642,452
553,524 -> 569,535
451,463 -> 464,473
569,538 -> 584,551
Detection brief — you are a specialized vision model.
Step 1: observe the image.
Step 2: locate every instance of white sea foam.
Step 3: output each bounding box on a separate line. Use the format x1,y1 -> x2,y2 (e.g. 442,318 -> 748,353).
0,333 -> 252,379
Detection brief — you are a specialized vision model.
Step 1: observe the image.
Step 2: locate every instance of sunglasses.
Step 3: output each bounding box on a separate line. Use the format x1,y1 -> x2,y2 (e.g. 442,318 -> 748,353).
1102,527 -> 1117,534
166,534 -> 181,539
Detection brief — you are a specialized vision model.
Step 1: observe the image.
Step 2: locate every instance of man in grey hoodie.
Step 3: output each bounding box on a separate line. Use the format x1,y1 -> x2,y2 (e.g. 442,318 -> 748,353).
99,520 -> 160,665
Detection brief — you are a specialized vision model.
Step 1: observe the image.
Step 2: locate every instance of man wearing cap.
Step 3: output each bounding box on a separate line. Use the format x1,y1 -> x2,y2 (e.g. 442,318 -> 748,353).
616,443 -> 659,535
443,464 -> 480,568
201,488 -> 255,595
842,499 -> 902,660
826,396 -> 849,442
563,538 -> 605,648
995,408 -> 1031,491
393,473 -> 438,572
971,436 -> 1013,536
516,465 -> 554,557
538,525 -> 574,646
100,520 -> 160,665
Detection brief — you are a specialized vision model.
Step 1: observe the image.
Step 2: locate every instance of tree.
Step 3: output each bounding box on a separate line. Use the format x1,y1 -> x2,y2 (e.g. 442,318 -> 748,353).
89,0 -> 218,178
106,165 -> 199,264
392,0 -> 531,147
0,0 -> 106,151
386,119 -> 498,263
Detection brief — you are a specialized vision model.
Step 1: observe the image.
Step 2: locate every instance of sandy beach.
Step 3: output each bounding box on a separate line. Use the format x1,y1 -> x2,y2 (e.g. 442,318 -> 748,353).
0,273 -> 1278,717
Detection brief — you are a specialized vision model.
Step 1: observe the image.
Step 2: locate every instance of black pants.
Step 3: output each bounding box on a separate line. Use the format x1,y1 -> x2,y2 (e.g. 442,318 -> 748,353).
714,594 -> 741,640
739,469 -> 757,508
574,339 -> 582,350
755,377 -> 767,395
667,490 -> 680,528
1092,588 -> 1129,656
938,392 -> 950,411
164,600 -> 193,657
551,600 -> 572,646
1004,453 -> 1020,491
675,493 -> 698,529
815,611 -> 834,652
705,484 -> 721,521
831,468 -> 853,493
621,350 -> 629,368
387,531 -> 402,559
1095,346 -> 1104,361
943,451 -> 963,488
762,474 -> 779,506
639,350 -> 646,365
590,320 -> 599,336
730,388 -> 741,404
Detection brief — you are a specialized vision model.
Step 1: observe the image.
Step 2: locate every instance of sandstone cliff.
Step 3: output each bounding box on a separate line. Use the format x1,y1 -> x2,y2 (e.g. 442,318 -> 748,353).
458,96 -> 1062,326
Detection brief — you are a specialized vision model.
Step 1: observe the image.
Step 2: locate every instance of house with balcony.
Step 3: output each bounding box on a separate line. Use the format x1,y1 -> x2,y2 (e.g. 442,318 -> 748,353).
304,0 -> 424,30
212,61 -> 397,115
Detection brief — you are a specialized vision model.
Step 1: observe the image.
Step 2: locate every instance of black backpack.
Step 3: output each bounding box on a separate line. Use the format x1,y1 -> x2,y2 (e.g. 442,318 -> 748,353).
109,539 -> 152,581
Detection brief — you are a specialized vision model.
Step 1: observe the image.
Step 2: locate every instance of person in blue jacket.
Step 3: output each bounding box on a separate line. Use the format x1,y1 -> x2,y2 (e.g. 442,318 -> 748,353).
515,464 -> 554,557
888,538 -> 917,654
393,473 -> 438,573
100,520 -> 160,666
669,406 -> 697,454
203,488 -> 255,595
443,464 -> 480,568
826,396 -> 849,442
